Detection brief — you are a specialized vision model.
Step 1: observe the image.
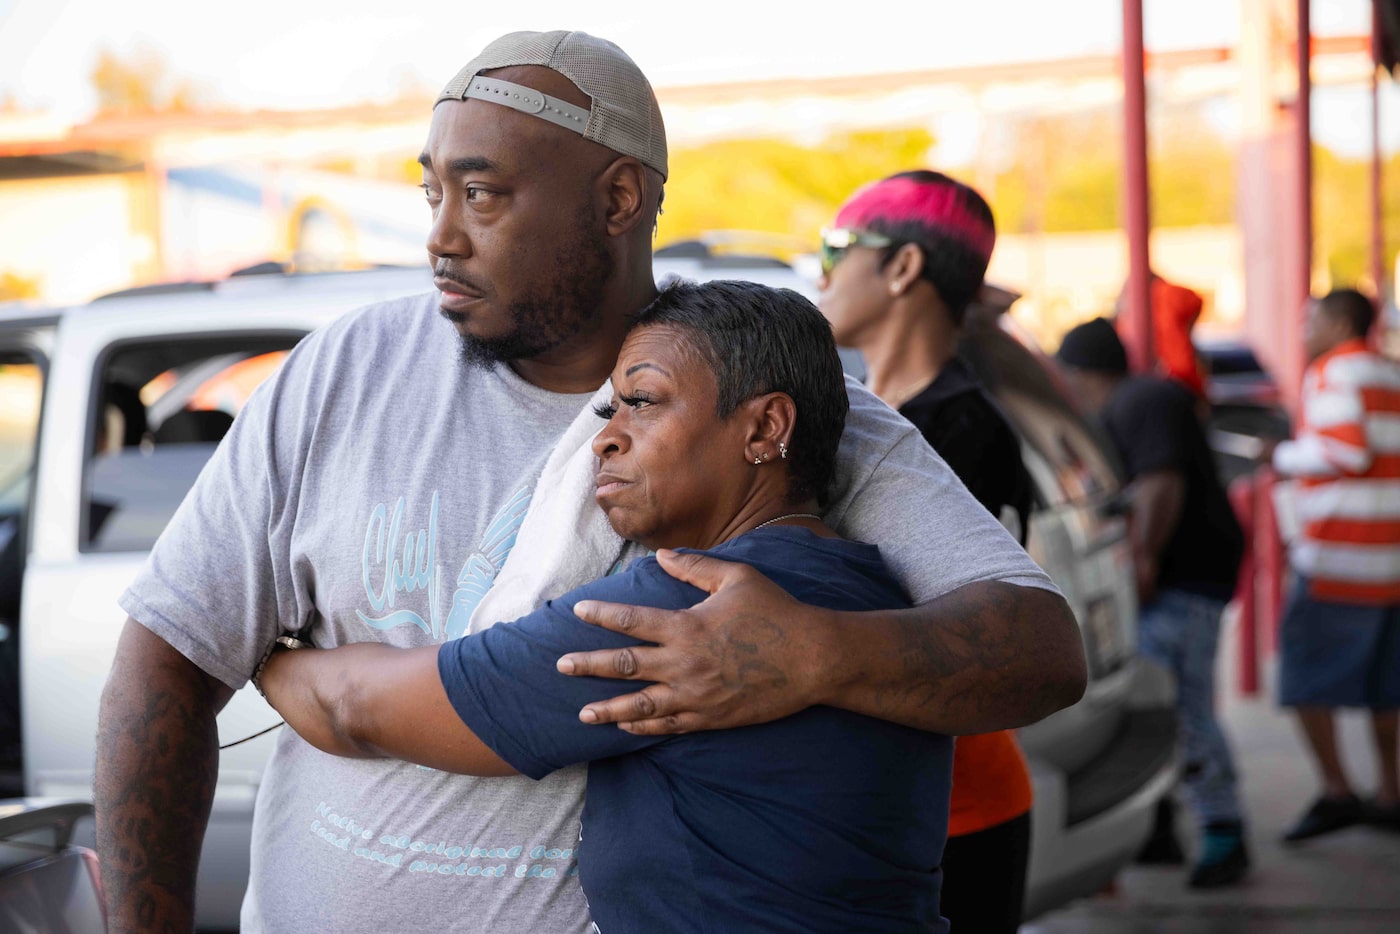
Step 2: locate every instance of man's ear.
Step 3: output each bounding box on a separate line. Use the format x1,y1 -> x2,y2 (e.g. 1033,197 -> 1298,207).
601,157 -> 649,237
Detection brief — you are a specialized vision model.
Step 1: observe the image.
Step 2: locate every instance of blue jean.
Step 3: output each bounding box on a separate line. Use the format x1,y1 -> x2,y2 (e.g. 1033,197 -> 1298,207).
1137,587 -> 1244,827
1279,575 -> 1400,708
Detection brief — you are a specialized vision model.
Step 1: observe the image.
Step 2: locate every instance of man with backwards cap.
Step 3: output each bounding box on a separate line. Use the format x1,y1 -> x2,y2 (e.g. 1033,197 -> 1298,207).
95,31 -> 1085,932
818,170 -> 1036,933
1056,317 -> 1248,889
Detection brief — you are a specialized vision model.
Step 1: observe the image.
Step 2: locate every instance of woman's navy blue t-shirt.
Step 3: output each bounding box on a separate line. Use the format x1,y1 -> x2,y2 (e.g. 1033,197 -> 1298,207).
437,526 -> 953,933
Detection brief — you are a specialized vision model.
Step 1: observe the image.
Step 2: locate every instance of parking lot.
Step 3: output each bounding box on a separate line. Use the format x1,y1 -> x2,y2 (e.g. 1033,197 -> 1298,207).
1026,612 -> 1400,933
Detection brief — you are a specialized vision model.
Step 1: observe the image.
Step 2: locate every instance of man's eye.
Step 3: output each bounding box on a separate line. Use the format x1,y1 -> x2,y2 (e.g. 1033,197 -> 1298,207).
465,187 -> 489,202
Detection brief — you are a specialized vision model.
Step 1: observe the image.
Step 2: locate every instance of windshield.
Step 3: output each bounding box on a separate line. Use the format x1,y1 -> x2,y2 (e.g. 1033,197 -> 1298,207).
0,359 -> 43,513
958,312 -> 1123,506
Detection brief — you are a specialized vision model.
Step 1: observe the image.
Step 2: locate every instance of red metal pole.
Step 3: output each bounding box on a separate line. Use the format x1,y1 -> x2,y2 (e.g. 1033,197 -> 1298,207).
1298,0 -> 1314,311
1256,466 -> 1285,655
1122,0 -> 1153,372
1228,475 -> 1259,696
1372,0 -> 1387,325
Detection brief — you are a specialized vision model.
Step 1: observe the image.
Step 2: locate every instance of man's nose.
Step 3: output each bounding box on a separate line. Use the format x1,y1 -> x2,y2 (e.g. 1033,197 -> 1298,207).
426,205 -> 470,260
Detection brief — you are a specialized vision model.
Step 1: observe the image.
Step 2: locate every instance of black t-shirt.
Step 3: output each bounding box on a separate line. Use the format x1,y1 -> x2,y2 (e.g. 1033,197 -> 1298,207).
1101,375 -> 1243,599
897,357 -> 1034,545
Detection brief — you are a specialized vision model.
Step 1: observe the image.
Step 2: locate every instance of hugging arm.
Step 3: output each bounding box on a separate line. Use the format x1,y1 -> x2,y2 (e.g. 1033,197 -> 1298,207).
558,393 -> 1086,737
562,551 -> 1083,736
259,642 -> 517,776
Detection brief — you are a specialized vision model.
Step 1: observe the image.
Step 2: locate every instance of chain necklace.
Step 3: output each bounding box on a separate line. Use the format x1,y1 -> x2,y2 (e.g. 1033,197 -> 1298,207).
752,512 -> 822,531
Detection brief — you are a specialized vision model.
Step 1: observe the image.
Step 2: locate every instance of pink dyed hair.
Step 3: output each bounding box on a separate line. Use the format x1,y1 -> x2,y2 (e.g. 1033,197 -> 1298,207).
833,175 -> 995,265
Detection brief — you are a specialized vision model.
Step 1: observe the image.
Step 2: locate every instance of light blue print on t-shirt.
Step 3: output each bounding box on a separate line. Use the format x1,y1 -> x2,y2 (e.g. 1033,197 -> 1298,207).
355,486 -> 532,642
444,485 -> 532,640
357,493 -> 439,637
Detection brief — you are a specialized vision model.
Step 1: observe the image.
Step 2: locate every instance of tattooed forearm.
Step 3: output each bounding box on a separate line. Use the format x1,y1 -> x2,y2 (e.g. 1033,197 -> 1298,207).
823,581 -> 1086,734
96,619 -> 233,933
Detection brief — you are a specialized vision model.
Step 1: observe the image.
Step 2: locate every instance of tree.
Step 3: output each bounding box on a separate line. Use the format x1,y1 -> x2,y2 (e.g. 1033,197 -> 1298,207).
656,128 -> 937,253
90,45 -> 207,116
0,271 -> 40,302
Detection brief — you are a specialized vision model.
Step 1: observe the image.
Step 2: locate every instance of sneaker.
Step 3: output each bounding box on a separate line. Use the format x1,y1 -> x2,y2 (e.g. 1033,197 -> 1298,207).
1188,824 -> 1249,889
1281,794 -> 1364,844
1136,799 -> 1186,865
1364,798 -> 1400,834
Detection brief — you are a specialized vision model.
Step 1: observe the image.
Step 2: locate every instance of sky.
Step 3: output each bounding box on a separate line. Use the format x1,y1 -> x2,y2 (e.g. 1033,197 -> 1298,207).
0,0 -> 1388,153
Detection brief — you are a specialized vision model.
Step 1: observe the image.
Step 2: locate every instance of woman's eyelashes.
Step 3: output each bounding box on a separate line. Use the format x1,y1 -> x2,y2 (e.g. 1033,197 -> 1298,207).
592,393 -> 656,421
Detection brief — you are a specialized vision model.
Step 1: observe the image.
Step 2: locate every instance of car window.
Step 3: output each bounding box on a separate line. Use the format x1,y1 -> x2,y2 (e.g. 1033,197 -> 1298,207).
83,336 -> 301,553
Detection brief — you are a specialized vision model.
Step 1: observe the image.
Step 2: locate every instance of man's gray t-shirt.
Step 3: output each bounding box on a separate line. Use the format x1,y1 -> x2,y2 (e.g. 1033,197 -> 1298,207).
121,291 -> 1056,933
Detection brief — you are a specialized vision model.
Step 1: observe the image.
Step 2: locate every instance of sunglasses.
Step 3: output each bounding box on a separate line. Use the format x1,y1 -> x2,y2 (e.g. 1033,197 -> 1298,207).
819,227 -> 894,276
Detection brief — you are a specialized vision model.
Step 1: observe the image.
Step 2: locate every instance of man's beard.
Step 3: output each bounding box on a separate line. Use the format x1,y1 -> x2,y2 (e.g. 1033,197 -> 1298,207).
452,216 -> 614,369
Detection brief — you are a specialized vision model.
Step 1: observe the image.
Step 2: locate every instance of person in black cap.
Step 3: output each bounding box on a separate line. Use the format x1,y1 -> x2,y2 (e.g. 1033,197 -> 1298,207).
1057,316 -> 1249,889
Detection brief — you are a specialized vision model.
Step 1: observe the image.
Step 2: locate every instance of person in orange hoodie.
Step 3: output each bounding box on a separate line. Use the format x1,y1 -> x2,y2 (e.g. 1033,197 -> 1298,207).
818,170 -> 1034,933
1117,272 -> 1208,399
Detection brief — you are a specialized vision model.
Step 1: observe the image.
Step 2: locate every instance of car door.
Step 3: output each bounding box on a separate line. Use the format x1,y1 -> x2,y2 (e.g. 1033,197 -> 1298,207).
19,265 -> 433,928
20,297 -> 313,924
0,311 -> 57,798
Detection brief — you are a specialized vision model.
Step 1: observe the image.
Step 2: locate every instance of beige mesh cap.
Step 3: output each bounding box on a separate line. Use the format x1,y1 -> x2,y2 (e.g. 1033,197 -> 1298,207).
437,30 -> 668,180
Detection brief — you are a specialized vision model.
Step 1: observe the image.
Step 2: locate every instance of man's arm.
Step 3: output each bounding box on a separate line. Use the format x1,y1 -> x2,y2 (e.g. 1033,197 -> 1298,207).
258,642 -> 515,776
559,549 -> 1085,736
1126,469 -> 1186,605
96,619 -> 234,934
1273,371 -> 1372,478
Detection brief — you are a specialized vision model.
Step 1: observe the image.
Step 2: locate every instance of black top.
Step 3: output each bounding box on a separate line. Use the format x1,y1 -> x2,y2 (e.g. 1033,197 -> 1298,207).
1100,375 -> 1243,600
898,357 -> 1034,544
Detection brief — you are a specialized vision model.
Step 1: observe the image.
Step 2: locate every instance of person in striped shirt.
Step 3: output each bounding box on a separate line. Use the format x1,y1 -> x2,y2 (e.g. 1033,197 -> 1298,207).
1273,287 -> 1400,842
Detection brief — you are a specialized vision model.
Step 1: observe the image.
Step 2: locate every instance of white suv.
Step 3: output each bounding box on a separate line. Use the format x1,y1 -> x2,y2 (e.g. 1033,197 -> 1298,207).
0,259 -> 1174,929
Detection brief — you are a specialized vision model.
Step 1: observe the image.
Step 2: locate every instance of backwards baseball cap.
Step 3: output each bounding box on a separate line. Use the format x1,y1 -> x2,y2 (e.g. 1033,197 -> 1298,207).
833,173 -> 996,266
1056,316 -> 1129,375
437,30 -> 668,180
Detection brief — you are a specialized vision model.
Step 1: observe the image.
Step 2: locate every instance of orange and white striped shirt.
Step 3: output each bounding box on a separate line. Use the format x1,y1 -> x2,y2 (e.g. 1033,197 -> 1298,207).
1274,339 -> 1400,605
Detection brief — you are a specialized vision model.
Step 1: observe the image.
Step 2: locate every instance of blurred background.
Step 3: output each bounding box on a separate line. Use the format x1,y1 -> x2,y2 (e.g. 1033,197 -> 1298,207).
0,0 -> 1395,350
